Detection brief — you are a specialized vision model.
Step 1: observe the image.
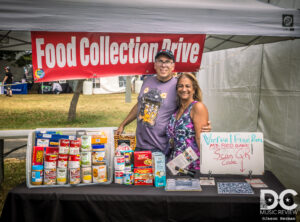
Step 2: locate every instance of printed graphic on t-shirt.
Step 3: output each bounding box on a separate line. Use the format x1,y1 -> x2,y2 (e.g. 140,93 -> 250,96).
138,88 -> 165,127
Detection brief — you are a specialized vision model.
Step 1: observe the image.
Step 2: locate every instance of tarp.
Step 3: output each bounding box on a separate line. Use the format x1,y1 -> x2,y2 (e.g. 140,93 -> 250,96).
198,39 -> 300,195
0,0 -> 299,37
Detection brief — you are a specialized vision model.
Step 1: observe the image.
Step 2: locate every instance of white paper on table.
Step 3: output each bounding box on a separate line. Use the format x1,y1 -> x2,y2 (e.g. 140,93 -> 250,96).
167,147 -> 199,175
245,178 -> 268,188
200,177 -> 215,186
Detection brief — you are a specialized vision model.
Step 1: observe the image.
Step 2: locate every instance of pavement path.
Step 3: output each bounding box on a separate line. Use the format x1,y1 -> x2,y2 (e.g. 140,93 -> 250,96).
3,138 -> 27,160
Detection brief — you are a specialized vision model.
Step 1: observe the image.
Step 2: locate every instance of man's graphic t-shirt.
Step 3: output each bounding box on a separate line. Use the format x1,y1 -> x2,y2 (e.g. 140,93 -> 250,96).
136,76 -> 177,154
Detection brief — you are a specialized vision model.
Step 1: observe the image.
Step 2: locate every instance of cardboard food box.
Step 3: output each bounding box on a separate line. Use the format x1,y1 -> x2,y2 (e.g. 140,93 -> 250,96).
152,152 -> 166,187
114,132 -> 136,151
134,151 -> 152,168
134,168 -> 153,185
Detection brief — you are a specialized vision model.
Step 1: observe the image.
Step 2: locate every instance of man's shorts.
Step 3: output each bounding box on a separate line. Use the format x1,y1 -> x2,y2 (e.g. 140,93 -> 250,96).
4,85 -> 11,91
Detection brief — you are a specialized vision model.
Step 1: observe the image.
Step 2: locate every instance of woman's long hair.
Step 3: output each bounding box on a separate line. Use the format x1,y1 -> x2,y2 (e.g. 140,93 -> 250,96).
176,73 -> 202,107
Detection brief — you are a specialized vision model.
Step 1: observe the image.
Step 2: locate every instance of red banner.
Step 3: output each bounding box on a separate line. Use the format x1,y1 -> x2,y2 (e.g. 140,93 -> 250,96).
31,32 -> 206,82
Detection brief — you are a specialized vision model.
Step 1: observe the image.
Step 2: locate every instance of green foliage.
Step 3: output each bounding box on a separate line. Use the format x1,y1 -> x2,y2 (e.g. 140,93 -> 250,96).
0,160 -> 26,215
0,51 -> 32,67
15,52 -> 32,67
0,51 -> 18,62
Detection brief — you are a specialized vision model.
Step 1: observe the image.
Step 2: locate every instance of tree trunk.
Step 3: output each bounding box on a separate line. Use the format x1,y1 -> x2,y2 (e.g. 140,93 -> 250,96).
68,79 -> 84,122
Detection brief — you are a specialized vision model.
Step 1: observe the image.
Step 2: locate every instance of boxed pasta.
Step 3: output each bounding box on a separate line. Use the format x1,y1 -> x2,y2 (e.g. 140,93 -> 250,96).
134,168 -> 153,185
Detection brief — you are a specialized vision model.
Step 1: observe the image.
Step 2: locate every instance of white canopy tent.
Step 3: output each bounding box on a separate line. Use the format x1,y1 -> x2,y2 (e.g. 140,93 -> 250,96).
0,0 -> 300,197
0,0 -> 299,36
199,39 -> 300,195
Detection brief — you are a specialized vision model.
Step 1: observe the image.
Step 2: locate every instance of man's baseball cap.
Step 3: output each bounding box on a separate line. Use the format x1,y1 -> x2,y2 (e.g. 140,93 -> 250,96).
155,49 -> 175,62
4,66 -> 10,70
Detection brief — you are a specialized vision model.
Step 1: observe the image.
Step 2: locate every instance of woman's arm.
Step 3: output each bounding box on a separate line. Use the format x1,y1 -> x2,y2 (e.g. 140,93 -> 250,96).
191,102 -> 209,149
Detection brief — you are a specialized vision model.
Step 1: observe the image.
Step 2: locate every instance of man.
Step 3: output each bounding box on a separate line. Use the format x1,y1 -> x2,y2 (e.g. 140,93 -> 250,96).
116,49 -> 210,154
2,66 -> 13,97
52,82 -> 63,94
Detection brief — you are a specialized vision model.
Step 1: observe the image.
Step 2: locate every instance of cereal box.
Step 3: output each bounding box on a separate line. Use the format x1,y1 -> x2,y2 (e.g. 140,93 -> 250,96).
134,151 -> 152,168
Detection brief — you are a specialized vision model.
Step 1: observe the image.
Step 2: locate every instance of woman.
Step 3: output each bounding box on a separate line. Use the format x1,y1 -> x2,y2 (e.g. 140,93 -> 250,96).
167,73 -> 209,170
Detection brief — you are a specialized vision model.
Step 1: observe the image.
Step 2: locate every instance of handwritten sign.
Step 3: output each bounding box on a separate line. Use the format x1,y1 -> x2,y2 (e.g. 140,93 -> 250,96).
200,132 -> 264,175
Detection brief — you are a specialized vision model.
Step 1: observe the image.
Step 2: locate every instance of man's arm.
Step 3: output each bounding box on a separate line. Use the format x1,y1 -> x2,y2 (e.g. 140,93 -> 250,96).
116,103 -> 138,134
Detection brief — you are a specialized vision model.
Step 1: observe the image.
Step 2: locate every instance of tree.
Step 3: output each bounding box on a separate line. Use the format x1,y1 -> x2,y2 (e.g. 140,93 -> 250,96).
68,79 -> 84,121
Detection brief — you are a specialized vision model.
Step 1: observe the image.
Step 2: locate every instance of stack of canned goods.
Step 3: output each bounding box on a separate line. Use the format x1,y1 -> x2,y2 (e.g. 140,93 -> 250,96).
114,144 -> 134,185
30,131 -> 109,187
68,139 -> 81,184
91,135 -> 107,183
56,139 -> 69,185
80,135 -> 92,184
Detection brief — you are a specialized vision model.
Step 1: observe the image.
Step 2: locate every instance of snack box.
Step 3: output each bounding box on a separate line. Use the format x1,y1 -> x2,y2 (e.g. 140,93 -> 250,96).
92,133 -> 108,144
26,127 -> 116,188
134,151 -> 152,168
152,152 -> 166,187
32,146 -> 44,165
134,168 -> 153,185
35,133 -> 74,148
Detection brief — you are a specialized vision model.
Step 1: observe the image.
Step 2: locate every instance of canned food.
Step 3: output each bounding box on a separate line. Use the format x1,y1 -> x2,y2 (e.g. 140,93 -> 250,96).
123,171 -> 134,185
44,168 -> 56,185
123,151 -> 133,167
81,167 -> 92,184
59,139 -> 70,154
92,165 -> 107,183
68,154 -> 80,168
70,139 -> 80,148
81,135 -> 92,151
31,165 -> 43,185
69,147 -> 80,155
45,147 -> 59,155
114,156 -> 125,171
57,154 -> 68,168
114,171 -> 124,184
92,150 -> 105,165
69,168 -> 80,184
44,154 -> 58,169
81,152 -> 92,166
57,168 -> 67,185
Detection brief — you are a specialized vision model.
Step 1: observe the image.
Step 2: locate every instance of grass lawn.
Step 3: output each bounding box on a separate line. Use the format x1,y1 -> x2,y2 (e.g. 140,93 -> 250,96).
0,92 -> 138,215
0,93 -> 138,131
